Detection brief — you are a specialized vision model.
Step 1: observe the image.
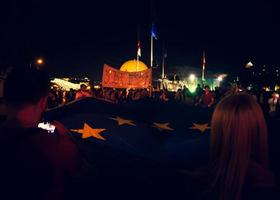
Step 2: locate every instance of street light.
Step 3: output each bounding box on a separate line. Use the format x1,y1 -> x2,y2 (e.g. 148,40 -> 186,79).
36,58 -> 44,65
188,74 -> 197,93
217,76 -> 223,82
189,74 -> 196,82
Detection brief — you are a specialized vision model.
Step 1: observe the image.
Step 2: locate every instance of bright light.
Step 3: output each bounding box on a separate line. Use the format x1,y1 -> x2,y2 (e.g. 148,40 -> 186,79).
37,59 -> 44,65
189,74 -> 196,82
188,85 -> 196,93
217,76 -> 223,82
245,61 -> 253,68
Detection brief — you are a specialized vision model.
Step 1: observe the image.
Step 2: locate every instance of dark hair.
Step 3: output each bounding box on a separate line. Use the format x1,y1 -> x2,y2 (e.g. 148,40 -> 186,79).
204,85 -> 210,89
4,67 -> 50,106
80,84 -> 86,89
210,94 -> 268,200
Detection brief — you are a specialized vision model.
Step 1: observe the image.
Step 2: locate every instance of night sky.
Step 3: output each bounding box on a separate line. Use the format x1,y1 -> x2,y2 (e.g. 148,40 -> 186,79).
1,0 -> 279,80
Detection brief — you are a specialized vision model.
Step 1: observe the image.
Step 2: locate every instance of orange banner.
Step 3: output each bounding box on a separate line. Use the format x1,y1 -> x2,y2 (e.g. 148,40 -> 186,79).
102,64 -> 152,89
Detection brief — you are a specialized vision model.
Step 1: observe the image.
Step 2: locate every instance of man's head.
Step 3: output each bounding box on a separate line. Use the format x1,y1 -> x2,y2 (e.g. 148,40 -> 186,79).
204,85 -> 210,92
4,67 -> 50,125
80,84 -> 87,91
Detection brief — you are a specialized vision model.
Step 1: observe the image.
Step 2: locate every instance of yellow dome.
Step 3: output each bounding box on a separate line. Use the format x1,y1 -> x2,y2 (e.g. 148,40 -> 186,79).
120,60 -> 148,72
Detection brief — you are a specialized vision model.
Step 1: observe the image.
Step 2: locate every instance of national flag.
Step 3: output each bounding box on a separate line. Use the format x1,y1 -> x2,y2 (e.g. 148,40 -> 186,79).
137,41 -> 141,57
151,23 -> 157,40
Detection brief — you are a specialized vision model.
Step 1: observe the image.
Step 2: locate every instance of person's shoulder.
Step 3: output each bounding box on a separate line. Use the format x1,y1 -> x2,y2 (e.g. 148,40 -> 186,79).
32,131 -> 80,173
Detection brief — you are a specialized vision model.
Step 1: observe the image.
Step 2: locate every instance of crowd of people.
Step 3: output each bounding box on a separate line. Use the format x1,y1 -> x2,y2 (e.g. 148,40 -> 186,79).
46,81 -> 280,119
0,67 -> 279,200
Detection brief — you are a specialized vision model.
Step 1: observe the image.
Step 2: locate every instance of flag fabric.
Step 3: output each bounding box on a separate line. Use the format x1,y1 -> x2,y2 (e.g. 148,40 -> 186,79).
45,98 -> 212,198
34,98 -> 280,199
151,23 -> 157,40
46,98 -> 211,167
137,41 -> 141,57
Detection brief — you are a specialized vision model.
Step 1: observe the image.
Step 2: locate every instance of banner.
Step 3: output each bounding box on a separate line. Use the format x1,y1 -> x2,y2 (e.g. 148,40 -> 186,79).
102,64 -> 152,89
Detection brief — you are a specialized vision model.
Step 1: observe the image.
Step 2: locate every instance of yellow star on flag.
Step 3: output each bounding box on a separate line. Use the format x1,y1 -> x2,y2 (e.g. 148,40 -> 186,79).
189,123 -> 210,133
71,123 -> 106,140
152,122 -> 174,131
109,116 -> 136,126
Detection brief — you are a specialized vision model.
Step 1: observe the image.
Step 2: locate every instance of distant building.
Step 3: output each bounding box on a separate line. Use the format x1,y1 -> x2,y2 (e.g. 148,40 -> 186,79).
156,65 -> 227,92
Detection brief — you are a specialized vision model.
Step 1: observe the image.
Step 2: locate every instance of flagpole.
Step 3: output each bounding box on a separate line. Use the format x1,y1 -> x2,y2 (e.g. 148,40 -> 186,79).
160,53 -> 165,90
202,50 -> 206,82
162,56 -> 165,79
137,53 -> 139,72
137,28 -> 140,72
150,34 -> 153,68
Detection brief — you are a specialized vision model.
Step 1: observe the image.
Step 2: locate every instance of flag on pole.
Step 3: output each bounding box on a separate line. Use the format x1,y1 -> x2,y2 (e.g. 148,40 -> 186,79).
137,41 -> 141,57
151,24 -> 157,40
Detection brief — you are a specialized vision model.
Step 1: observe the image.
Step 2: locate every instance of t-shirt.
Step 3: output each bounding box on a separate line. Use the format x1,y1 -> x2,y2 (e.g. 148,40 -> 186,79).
75,90 -> 92,100
201,92 -> 214,106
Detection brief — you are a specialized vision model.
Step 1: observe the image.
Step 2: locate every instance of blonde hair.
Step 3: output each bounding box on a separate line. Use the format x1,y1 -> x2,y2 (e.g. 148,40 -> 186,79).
210,94 -> 269,200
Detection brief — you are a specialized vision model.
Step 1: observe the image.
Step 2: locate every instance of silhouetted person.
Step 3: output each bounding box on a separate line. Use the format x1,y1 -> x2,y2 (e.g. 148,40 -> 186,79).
0,67 -> 81,200
197,85 -> 214,107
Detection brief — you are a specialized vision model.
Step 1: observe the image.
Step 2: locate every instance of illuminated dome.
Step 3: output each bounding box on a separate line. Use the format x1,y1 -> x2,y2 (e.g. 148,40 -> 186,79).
120,60 -> 148,72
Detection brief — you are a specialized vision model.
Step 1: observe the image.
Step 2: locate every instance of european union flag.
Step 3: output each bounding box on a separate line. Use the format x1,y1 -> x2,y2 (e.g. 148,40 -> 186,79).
45,98 -> 212,199
46,98 -> 211,167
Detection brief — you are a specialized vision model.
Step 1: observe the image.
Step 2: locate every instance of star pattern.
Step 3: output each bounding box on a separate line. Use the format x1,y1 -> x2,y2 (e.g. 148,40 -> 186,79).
189,123 -> 210,133
109,116 -> 136,126
71,123 -> 106,140
152,122 -> 174,131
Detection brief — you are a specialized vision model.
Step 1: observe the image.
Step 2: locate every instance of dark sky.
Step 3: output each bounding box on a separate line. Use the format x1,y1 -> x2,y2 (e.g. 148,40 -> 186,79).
1,0 -> 279,79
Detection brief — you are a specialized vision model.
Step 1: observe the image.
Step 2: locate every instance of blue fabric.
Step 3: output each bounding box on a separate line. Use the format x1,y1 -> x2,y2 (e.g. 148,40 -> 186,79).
45,98 -> 211,169
151,23 -> 157,40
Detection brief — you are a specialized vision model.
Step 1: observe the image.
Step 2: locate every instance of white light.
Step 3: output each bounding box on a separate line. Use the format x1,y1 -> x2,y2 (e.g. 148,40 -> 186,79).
245,61 -> 253,68
217,76 -> 223,82
189,74 -> 196,82
37,59 -> 44,65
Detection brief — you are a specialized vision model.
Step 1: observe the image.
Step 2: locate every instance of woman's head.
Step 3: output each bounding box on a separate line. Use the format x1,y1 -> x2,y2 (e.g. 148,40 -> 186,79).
210,94 -> 269,200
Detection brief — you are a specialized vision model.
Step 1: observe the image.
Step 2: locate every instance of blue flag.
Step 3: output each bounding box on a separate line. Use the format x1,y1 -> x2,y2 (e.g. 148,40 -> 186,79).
46,98 -> 211,168
45,98 -> 212,198
151,23 -> 157,40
